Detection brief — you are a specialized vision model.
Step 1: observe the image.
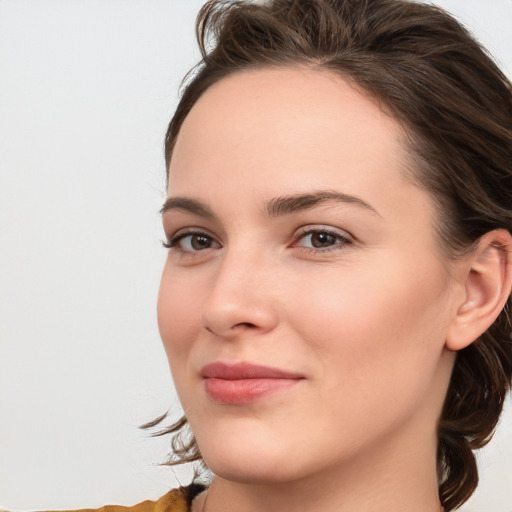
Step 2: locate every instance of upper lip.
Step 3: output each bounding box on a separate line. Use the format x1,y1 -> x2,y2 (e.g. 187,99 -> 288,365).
200,362 -> 304,380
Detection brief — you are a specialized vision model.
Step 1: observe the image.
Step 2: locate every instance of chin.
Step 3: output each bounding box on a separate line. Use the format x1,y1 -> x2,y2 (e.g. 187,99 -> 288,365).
205,453 -> 305,485
195,422 -> 310,484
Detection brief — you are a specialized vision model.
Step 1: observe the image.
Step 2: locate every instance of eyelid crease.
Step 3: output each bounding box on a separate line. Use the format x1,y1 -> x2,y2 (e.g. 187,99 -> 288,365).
295,224 -> 352,237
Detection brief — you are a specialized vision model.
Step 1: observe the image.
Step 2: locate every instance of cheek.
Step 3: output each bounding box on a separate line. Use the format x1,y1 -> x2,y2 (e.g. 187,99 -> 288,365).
288,256 -> 451,403
157,265 -> 201,374
278,260 -> 453,461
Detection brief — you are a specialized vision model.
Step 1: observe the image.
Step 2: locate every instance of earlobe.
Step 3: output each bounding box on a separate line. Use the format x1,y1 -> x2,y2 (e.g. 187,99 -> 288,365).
446,229 -> 512,351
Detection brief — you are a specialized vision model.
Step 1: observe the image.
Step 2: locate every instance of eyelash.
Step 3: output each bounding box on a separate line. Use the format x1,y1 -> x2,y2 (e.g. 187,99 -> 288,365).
163,227 -> 352,254
293,227 -> 352,253
162,229 -> 218,251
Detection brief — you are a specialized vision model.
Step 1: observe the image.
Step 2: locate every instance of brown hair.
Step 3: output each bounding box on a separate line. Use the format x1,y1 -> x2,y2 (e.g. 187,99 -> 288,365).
152,1 -> 512,509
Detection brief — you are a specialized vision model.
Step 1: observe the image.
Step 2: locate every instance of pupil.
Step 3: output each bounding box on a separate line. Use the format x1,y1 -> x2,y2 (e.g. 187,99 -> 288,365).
192,235 -> 210,250
312,232 -> 335,248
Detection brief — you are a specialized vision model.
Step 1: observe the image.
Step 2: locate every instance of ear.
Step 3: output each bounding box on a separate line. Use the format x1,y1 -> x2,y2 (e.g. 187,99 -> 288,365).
446,229 -> 512,351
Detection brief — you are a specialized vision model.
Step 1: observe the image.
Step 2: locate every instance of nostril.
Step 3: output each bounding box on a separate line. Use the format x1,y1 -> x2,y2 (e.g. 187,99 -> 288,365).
203,322 -> 257,336
234,322 -> 257,329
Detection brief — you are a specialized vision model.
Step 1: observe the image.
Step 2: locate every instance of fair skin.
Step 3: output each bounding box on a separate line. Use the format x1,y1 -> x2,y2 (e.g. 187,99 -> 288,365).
157,67 -> 512,512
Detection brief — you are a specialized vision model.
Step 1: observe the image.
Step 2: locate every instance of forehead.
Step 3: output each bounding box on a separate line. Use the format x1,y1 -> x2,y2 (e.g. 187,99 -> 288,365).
168,66 -> 433,230
171,66 -> 403,175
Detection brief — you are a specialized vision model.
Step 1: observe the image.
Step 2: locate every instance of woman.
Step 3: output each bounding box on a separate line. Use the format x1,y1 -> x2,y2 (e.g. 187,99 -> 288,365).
52,0 -> 512,511
156,0 -> 512,510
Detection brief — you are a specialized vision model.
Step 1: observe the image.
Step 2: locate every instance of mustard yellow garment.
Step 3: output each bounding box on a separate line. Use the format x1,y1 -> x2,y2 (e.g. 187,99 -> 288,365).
43,485 -> 203,512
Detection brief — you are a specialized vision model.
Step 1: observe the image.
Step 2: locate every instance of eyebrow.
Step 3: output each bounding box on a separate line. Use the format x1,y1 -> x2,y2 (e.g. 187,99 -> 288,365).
265,190 -> 381,217
160,190 -> 380,218
160,197 -> 214,217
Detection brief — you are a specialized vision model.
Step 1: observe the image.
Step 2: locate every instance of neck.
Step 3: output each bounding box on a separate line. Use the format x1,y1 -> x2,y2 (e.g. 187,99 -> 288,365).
199,421 -> 443,512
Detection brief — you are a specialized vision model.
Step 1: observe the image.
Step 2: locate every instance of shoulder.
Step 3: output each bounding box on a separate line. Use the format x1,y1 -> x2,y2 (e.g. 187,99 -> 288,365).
42,484 -> 206,512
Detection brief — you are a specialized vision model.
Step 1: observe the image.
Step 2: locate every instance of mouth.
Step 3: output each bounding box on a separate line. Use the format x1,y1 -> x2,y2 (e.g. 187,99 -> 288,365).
200,362 -> 304,405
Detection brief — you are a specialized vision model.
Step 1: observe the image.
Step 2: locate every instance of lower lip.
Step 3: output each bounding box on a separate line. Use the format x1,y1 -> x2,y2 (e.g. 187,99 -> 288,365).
204,378 -> 301,405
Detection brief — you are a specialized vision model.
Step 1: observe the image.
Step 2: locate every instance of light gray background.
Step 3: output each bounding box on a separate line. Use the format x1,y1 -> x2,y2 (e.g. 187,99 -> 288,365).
0,1 -> 511,510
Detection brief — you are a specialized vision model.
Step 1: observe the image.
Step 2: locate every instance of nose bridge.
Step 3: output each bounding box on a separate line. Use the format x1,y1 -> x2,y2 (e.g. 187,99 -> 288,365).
201,239 -> 278,337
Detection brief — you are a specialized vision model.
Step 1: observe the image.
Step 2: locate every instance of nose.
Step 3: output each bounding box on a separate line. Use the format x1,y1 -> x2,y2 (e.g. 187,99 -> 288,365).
201,249 -> 279,339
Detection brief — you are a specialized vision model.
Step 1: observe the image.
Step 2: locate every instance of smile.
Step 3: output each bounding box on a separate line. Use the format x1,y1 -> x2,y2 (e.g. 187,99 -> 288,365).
200,362 -> 304,405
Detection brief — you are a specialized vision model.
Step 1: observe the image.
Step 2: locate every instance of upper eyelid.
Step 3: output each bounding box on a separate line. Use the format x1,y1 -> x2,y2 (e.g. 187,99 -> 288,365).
164,228 -> 222,251
290,226 -> 355,253
166,226 -> 218,240
163,224 -> 354,248
295,225 -> 353,239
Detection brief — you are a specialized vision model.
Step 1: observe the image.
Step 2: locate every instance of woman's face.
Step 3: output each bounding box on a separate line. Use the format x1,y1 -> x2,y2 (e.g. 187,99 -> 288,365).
158,67 -> 459,483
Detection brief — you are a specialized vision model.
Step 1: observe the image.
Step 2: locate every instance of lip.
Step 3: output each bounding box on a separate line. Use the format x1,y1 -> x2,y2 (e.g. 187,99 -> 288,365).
200,362 -> 304,405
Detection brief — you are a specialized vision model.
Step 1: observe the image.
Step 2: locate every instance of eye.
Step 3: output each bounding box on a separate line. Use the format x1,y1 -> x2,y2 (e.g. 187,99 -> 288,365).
294,227 -> 352,251
163,231 -> 221,252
